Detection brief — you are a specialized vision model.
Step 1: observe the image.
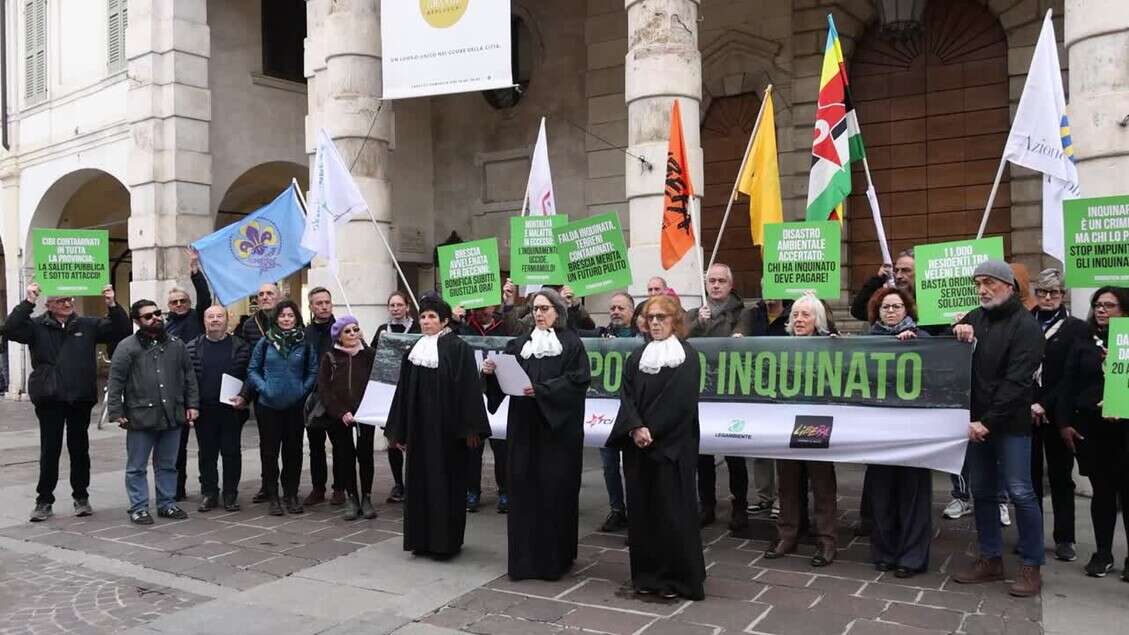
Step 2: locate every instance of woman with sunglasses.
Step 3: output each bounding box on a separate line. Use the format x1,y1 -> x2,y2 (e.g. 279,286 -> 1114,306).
317,315 -> 377,520
246,300 -> 319,516
607,294 -> 705,600
372,290 -> 419,505
482,288 -> 592,580
1057,286 -> 1129,579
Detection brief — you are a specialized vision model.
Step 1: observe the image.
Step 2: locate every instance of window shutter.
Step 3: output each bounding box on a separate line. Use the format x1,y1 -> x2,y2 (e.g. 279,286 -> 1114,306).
24,0 -> 46,102
107,0 -> 126,72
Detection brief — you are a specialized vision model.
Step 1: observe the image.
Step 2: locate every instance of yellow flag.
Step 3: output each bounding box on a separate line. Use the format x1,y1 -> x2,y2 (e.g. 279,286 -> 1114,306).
736,91 -> 783,246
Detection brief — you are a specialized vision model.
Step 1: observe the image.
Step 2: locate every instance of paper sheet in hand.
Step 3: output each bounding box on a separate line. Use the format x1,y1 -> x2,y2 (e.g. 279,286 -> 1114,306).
220,374 -> 243,406
488,353 -> 531,397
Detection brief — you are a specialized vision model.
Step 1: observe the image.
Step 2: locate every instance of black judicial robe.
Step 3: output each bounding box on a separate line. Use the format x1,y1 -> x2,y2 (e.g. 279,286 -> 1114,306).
385,332 -> 491,557
606,339 -> 705,600
486,328 -> 591,580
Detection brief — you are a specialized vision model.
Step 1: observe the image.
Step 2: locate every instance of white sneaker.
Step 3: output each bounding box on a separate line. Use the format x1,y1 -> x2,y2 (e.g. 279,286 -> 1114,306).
942,498 -> 972,519
999,503 -> 1011,527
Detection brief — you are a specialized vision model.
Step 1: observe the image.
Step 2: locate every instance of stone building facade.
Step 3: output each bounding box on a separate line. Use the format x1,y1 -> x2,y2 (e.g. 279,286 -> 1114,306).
1,0 -> 1126,393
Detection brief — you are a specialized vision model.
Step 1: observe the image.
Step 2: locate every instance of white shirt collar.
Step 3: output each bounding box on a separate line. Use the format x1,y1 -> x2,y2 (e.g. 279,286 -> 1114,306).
407,328 -> 448,368
638,336 -> 686,374
520,327 -> 563,359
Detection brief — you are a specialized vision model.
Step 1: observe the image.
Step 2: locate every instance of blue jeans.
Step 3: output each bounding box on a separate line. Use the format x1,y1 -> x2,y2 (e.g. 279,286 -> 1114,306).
125,427 -> 182,513
967,434 -> 1045,566
949,457 -> 1008,503
599,447 -> 625,512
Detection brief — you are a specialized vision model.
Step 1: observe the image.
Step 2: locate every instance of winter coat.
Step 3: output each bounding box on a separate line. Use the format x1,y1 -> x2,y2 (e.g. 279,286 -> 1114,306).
164,270 -> 212,342
686,291 -> 744,337
3,300 -> 131,404
186,333 -> 251,402
107,333 -> 200,431
316,346 -> 377,422
1031,309 -> 1088,424
246,336 -> 319,410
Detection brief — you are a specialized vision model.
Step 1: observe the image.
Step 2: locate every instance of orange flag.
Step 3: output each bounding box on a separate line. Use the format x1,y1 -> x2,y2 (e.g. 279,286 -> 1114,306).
661,99 -> 696,270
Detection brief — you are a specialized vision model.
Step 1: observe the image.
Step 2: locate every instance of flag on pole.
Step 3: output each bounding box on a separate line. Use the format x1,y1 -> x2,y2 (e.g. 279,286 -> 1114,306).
301,129 -> 369,273
736,88 -> 782,246
1001,10 -> 1078,262
806,15 -> 865,223
661,99 -> 696,270
193,186 -> 314,306
523,117 -> 556,216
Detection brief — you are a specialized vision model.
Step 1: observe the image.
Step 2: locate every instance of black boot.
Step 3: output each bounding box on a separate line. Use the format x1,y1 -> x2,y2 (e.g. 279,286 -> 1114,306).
699,504 -> 716,527
343,496 -> 361,521
360,495 -> 377,519
728,502 -> 749,532
253,489 -> 269,504
268,496 -> 284,516
284,495 -> 304,515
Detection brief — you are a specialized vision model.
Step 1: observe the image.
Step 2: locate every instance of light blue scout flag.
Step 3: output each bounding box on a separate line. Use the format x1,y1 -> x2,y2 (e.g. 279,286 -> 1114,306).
192,185 -> 314,306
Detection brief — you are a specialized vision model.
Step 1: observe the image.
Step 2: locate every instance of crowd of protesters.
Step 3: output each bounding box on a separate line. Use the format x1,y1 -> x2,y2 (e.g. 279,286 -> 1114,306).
4,247 -> 1127,603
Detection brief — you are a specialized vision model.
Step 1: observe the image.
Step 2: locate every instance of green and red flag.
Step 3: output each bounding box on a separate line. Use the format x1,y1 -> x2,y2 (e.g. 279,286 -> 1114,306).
806,15 -> 866,222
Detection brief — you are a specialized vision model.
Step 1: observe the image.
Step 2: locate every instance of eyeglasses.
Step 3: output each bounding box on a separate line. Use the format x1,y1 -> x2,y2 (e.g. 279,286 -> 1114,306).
138,310 -> 163,322
880,304 -> 905,312
1093,301 -> 1120,311
48,297 -> 75,304
342,326 -> 361,334
1034,289 -> 1063,298
168,298 -> 189,306
646,313 -> 671,322
531,305 -> 554,313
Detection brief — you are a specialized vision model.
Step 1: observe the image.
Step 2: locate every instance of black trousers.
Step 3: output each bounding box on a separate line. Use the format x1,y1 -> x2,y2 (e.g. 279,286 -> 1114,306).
1079,415 -> 1129,554
34,401 -> 94,505
327,423 -> 375,498
468,439 -> 508,496
195,405 -> 244,498
696,455 -> 749,506
1031,421 -> 1076,544
389,446 -> 404,487
867,465 -> 932,571
307,426 -> 343,491
257,403 -> 305,498
175,425 -> 192,495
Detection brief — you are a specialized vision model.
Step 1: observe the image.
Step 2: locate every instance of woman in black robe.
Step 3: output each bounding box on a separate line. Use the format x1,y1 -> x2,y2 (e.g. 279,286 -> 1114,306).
482,288 -> 591,580
385,296 -> 490,559
607,294 -> 705,600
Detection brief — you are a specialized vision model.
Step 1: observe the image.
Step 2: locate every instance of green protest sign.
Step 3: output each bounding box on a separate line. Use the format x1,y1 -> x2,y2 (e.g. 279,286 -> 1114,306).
761,221 -> 841,300
437,238 -> 501,310
1064,195 -> 1129,287
914,236 -> 1004,326
554,212 -> 632,297
1104,318 -> 1129,419
510,214 -> 568,285
32,228 -> 110,296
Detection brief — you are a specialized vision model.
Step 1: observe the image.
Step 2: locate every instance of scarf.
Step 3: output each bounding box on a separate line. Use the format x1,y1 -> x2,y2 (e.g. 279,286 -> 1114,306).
1033,306 -> 1067,333
638,336 -> 686,374
521,327 -> 563,359
388,317 -> 414,332
870,316 -> 917,336
266,326 -> 304,357
334,342 -> 364,357
407,328 -> 450,368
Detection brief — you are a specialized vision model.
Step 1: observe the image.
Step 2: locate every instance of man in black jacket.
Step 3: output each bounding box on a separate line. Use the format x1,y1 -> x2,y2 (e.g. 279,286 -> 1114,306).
302,286 -> 345,507
241,282 -> 278,504
168,248 -> 213,500
186,305 -> 251,512
951,260 -> 1045,598
5,282 -> 130,522
849,249 -> 916,322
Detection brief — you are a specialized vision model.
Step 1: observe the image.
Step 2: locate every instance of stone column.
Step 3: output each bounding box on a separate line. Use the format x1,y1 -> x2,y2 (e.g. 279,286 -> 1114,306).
623,0 -> 703,301
1064,0 -> 1129,309
305,0 -> 395,333
1,170 -> 26,396
125,0 -> 213,304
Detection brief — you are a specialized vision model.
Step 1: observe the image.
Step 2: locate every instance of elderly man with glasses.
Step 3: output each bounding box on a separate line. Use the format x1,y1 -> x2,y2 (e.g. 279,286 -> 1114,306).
5,282 -> 130,522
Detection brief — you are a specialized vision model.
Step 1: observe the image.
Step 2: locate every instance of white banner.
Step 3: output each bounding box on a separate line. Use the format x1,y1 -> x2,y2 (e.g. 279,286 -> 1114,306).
356,382 -> 967,475
381,0 -> 513,100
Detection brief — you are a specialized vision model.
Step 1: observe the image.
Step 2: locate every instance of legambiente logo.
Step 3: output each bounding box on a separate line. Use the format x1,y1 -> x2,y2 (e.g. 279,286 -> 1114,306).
420,0 -> 469,28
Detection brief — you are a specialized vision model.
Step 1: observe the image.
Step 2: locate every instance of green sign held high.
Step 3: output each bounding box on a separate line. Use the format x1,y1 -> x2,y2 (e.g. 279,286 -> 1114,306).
437,237 -> 501,310
510,214 -> 568,285
554,212 -> 632,298
1064,195 -> 1129,288
1105,318 -> 1129,420
914,237 -> 1004,326
761,221 -> 841,300
32,228 -> 110,296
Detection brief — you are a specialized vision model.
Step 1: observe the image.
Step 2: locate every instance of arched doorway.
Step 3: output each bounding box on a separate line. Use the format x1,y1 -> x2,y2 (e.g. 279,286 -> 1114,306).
701,92 -> 764,299
214,161 -> 309,324
847,0 -> 1011,293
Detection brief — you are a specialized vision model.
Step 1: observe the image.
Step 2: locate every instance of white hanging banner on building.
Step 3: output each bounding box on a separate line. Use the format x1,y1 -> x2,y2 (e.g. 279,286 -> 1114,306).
380,0 -> 513,100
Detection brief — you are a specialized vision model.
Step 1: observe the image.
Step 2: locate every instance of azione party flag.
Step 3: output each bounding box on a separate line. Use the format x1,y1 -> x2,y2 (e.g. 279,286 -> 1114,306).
192,185 -> 314,306
806,15 -> 865,222
736,87 -> 783,246
661,99 -> 696,270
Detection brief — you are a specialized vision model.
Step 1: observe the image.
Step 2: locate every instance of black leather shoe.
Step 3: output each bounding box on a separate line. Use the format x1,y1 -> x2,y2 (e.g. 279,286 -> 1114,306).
157,506 -> 188,520
875,561 -> 893,572
268,497 -> 285,516
699,505 -> 716,527
894,567 -> 917,579
284,496 -> 304,515
811,544 -> 836,567
764,540 -> 797,559
129,509 -> 154,525
198,495 -> 218,512
600,510 -> 628,532
728,506 -> 749,532
222,494 -> 240,512
252,489 -> 269,504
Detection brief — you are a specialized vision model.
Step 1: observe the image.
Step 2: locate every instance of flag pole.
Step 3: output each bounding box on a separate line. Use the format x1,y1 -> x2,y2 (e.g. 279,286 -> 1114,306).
363,208 -> 420,313
976,155 -> 1008,239
708,85 -> 772,272
692,196 -> 708,305
858,155 -> 893,266
290,179 -> 355,315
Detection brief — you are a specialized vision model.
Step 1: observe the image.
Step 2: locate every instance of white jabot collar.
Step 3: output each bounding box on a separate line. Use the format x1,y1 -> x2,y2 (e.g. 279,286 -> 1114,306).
407,328 -> 449,368
638,336 -> 686,374
520,327 -> 563,359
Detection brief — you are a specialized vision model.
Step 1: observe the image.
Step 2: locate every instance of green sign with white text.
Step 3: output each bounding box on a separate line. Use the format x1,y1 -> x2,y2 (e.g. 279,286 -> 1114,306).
32,228 -> 110,296
554,212 -> 632,297
914,237 -> 1004,326
1064,195 -> 1129,287
761,221 -> 841,300
437,237 -> 501,310
1104,318 -> 1129,420
510,214 -> 568,285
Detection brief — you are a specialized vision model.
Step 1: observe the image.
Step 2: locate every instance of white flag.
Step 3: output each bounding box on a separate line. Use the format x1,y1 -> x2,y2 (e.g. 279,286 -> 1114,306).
302,129 -> 369,272
524,117 -> 555,216
1001,10 -> 1078,262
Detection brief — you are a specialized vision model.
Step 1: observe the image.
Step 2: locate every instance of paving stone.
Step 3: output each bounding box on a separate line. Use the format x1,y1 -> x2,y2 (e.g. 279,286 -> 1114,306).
810,591 -> 887,618
751,606 -> 854,635
465,614 -> 561,635
486,574 -> 584,599
755,584 -> 822,609
449,588 -> 524,614
503,597 -> 573,622
336,528 -> 400,545
283,538 -> 364,561
202,524 -> 270,543
704,547 -> 759,566
705,562 -> 764,581
962,613 -> 1006,635
595,548 -> 629,564
559,605 -> 654,634
212,547 -> 277,568
917,588 -> 982,612
144,555 -> 209,574
422,607 -> 481,630
880,602 -> 964,632
978,591 -> 1043,621
558,579 -> 678,616
675,597 -> 769,631
807,575 -> 866,595
859,581 -> 922,603
577,559 -> 629,583
579,532 -> 629,549
234,532 -> 309,554
848,619 -> 950,634
246,554 -> 318,577
180,561 -> 278,590
638,619 -> 714,635
755,569 -> 814,588
175,540 -> 240,558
